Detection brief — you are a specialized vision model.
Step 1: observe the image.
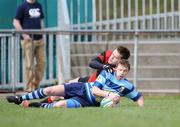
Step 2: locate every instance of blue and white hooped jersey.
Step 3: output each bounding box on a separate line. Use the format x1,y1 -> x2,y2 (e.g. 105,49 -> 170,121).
84,70 -> 141,104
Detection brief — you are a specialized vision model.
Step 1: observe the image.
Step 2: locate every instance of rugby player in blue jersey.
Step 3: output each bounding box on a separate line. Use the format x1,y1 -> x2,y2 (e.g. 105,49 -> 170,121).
42,45 -> 130,103
6,59 -> 144,108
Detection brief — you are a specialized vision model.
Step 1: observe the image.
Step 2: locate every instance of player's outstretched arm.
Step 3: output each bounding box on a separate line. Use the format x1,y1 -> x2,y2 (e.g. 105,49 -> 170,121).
89,58 -> 104,69
92,86 -> 109,97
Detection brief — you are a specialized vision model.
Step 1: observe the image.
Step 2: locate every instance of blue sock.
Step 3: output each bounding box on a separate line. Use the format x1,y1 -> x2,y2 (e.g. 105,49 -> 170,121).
21,88 -> 47,100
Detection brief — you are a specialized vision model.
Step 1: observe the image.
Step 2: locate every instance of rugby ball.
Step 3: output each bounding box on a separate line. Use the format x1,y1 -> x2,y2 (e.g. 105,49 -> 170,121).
100,98 -> 113,107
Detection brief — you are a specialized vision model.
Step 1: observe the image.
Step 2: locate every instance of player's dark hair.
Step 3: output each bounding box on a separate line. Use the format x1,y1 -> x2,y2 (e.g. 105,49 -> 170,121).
118,59 -> 130,71
116,46 -> 130,59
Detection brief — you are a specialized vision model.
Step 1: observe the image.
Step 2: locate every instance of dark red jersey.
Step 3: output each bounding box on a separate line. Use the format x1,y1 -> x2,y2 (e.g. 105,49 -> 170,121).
88,50 -> 112,82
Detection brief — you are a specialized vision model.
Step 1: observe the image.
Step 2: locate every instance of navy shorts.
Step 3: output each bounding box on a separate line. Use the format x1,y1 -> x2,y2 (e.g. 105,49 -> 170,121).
64,82 -> 91,107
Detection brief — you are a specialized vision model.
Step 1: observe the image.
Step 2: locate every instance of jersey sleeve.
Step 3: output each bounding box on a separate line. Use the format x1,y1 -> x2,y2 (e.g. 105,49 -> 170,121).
97,51 -> 106,62
89,51 -> 106,69
39,4 -> 44,19
125,88 -> 142,101
14,5 -> 24,20
92,70 -> 108,89
89,58 -> 104,69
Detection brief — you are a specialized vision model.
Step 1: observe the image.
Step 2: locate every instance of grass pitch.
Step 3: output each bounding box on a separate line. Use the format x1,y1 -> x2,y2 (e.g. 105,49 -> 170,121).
0,95 -> 180,127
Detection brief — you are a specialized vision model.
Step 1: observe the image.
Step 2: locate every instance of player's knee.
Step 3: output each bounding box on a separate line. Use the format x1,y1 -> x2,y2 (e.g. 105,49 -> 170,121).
66,99 -> 82,108
51,96 -> 62,101
44,87 -> 54,95
54,101 -> 66,108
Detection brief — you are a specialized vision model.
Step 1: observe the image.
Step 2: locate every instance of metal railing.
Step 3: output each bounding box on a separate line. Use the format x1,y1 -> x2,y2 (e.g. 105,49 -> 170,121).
68,0 -> 180,41
0,31 -> 61,92
0,29 -> 180,93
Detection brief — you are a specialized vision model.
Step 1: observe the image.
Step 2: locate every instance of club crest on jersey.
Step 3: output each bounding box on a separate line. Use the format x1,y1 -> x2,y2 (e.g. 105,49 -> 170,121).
29,8 -> 41,18
106,81 -> 111,85
119,86 -> 125,92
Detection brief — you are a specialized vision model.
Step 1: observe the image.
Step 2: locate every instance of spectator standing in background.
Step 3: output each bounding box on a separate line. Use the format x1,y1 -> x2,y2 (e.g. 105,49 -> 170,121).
13,0 -> 45,92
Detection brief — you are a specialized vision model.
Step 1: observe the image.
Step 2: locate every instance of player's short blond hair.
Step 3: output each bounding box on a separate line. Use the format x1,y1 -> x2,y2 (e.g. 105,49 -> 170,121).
117,59 -> 130,71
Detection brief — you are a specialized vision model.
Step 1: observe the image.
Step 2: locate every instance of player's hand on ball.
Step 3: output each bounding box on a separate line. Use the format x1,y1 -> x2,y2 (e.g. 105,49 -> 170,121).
108,92 -> 120,104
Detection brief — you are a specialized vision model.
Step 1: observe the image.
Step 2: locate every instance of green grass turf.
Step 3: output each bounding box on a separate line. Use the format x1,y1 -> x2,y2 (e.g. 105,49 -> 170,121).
0,95 -> 180,127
